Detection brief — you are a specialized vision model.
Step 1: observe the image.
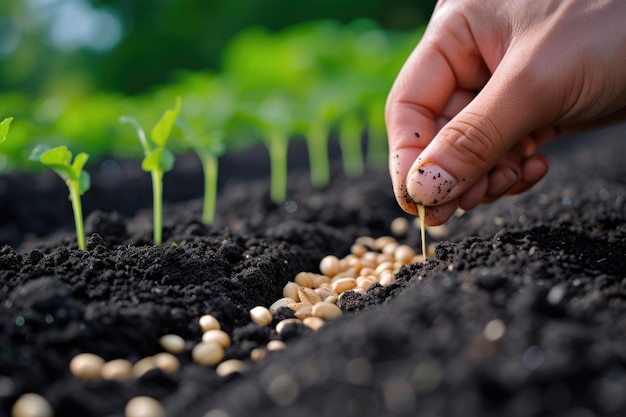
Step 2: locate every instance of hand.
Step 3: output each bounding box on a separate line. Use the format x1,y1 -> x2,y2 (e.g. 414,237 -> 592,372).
386,0 -> 626,225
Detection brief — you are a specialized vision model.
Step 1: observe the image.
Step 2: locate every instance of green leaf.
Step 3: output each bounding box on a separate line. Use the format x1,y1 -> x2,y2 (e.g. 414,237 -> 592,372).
151,96 -> 181,147
72,152 -> 90,179
78,171 -> 91,196
0,117 -> 13,144
142,147 -> 175,173
120,116 -> 151,155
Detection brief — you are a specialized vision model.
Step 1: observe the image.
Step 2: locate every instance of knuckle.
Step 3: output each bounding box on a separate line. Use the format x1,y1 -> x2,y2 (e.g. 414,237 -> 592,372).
443,116 -> 503,171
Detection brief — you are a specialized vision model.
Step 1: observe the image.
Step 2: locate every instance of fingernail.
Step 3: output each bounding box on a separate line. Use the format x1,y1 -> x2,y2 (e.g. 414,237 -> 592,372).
407,164 -> 457,205
488,167 -> 518,197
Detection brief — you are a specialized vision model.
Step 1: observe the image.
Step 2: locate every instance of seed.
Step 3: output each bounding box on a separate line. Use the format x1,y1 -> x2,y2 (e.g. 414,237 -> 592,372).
351,287 -> 366,296
324,295 -> 338,304
269,297 -> 296,313
376,252 -> 394,264
356,276 -> 375,289
201,329 -> 231,348
154,352 -> 180,374
390,217 -> 410,237
216,359 -> 247,377
132,356 -> 157,378
294,271 -> 313,288
374,235 -> 396,250
350,243 -> 368,257
426,224 -> 450,239
11,393 -> 53,417
361,252 -> 378,268
310,274 -> 331,288
381,241 -> 399,255
311,301 -> 343,320
302,317 -> 325,331
276,318 -> 301,334
294,304 -> 313,320
159,334 -> 186,354
69,353 -> 105,382
250,348 -> 267,362
286,302 -> 303,311
101,359 -> 133,381
358,266 -> 375,277
125,396 -> 165,417
319,255 -> 341,277
282,281 -> 300,300
375,261 -> 395,274
331,277 -> 357,294
379,272 -> 396,286
394,244 -> 416,264
199,314 -> 221,332
250,306 -> 273,326
314,287 -> 337,300
355,236 -> 375,248
297,287 -> 322,305
191,342 -> 224,366
266,340 -> 286,351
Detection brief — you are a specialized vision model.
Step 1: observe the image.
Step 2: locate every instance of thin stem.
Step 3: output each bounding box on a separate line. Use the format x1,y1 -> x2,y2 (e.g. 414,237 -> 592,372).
68,180 -> 86,250
198,149 -> 218,225
306,123 -> 330,188
339,114 -> 365,178
269,132 -> 288,204
151,170 -> 163,245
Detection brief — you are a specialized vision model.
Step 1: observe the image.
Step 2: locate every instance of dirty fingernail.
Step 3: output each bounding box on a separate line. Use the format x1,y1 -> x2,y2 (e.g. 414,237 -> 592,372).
407,164 -> 457,205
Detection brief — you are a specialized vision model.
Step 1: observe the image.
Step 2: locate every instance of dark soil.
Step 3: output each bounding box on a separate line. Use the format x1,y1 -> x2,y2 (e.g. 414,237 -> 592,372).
1,124 -> 625,417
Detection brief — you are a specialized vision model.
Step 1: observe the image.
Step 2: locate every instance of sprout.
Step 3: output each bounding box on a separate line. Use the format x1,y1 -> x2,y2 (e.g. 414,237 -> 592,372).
29,145 -> 90,250
121,97 -> 181,245
0,117 -> 13,144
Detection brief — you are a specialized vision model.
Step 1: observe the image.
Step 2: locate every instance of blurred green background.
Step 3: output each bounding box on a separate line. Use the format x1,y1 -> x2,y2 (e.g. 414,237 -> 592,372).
0,0 -> 436,172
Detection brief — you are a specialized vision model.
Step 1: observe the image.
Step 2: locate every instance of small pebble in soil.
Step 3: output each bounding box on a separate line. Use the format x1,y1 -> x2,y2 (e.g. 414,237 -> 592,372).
11,393 -> 53,417
124,396 -> 165,417
69,353 -> 105,382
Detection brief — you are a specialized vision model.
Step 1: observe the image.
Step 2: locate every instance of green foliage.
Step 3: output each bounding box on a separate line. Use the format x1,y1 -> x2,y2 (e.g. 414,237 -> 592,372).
0,118 -> 13,144
29,145 -> 90,250
120,97 -> 182,245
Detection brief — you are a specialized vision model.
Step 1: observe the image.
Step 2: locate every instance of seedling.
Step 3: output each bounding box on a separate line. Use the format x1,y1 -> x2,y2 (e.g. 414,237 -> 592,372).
120,97 -> 181,245
29,145 -> 90,250
0,117 -> 13,143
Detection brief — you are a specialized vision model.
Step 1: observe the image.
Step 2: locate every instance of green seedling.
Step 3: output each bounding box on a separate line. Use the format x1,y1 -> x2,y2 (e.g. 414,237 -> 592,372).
120,97 -> 181,245
29,145 -> 90,250
0,117 -> 13,143
338,111 -> 365,178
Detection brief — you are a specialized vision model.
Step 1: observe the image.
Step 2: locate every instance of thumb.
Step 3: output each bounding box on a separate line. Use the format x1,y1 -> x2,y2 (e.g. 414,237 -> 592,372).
406,58 -> 554,208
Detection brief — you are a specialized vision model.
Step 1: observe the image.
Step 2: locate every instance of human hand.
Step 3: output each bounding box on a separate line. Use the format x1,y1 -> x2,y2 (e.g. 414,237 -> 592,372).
386,0 -> 626,226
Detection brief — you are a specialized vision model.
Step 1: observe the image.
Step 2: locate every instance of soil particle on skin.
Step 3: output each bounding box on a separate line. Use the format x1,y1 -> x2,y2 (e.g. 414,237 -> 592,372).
1,124 -> 626,417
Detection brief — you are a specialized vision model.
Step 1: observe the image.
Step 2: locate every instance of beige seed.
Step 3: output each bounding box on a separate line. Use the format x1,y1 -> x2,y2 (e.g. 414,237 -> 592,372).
294,304 -> 313,320
266,340 -> 286,351
319,255 -> 341,277
216,359 -> 247,377
310,274 -> 331,289
269,297 -> 296,313
11,393 -> 53,417
314,287 -> 337,300
250,306 -> 273,326
276,318 -> 301,334
201,329 -> 231,348
124,396 -> 165,417
381,241 -> 399,256
286,302 -> 303,311
282,281 -> 300,301
158,334 -> 186,354
376,252 -> 395,265
379,272 -> 396,286
350,243 -> 368,257
132,356 -> 157,378
199,314 -> 221,332
331,277 -> 357,294
351,287 -> 366,296
69,353 -> 105,382
297,287 -> 322,305
191,342 -> 224,366
101,359 -> 133,381
390,216 -> 410,237
324,295 -> 338,304
294,271 -> 313,288
154,352 -> 180,374
394,244 -> 416,264
354,236 -> 375,248
375,261 -> 395,275
374,235 -> 396,250
250,348 -> 267,362
361,252 -> 378,268
356,276 -> 375,289
426,223 -> 450,239
358,266 -> 375,277
302,316 -> 325,331
311,301 -> 343,320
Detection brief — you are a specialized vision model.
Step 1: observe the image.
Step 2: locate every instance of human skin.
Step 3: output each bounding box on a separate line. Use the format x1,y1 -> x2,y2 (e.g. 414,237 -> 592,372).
385,0 -> 626,225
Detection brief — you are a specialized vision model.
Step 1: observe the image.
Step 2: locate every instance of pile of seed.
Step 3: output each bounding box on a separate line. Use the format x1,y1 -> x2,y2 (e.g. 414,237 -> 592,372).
15,232 -> 427,417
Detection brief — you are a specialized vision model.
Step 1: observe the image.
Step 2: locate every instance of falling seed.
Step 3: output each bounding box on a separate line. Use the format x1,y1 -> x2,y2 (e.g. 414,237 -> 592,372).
250,306 -> 273,326
101,359 -> 133,381
199,314 -> 221,332
192,342 -> 224,366
159,334 -> 186,354
201,329 -> 231,348
124,396 -> 165,417
216,359 -> 247,377
69,353 -> 105,382
11,393 -> 53,417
